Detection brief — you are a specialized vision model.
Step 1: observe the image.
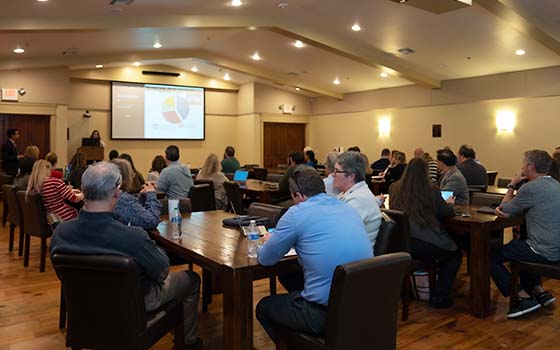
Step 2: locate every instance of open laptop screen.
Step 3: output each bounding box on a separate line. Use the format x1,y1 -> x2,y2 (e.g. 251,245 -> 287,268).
233,170 -> 249,182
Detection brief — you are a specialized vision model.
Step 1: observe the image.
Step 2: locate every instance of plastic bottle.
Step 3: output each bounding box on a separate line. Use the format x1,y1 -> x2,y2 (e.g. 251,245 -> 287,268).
171,207 -> 182,240
247,220 -> 259,258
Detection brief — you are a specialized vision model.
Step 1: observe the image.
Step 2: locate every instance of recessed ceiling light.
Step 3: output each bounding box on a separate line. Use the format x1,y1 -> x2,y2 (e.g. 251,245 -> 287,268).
380,72 -> 388,78
351,23 -> 362,32
277,1 -> 288,8
333,77 -> 341,85
132,61 -> 141,67
95,64 -> 103,68
515,49 -> 526,56
248,26 -> 257,31
295,87 -> 301,91
224,73 -> 231,81
230,0 -> 244,7
13,47 -> 25,54
191,66 -> 199,72
293,40 -> 304,48
153,42 -> 162,49
251,52 -> 261,61
36,0 -> 49,2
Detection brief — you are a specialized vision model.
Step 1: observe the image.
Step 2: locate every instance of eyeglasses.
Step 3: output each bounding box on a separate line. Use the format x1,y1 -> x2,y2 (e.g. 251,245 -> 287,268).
333,168 -> 349,175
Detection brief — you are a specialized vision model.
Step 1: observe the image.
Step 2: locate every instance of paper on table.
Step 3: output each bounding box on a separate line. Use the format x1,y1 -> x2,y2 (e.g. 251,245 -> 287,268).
285,248 -> 297,257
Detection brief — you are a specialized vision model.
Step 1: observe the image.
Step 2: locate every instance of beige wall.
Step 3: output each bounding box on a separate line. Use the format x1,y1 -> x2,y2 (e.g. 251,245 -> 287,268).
0,67 -> 70,105
254,83 -> 312,115
310,95 -> 560,178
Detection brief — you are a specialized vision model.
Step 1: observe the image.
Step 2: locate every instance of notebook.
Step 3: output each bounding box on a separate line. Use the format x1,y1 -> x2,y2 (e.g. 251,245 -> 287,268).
233,170 -> 249,183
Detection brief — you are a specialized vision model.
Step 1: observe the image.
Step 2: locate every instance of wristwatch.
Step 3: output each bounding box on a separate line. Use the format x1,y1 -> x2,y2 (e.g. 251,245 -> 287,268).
507,183 -> 516,189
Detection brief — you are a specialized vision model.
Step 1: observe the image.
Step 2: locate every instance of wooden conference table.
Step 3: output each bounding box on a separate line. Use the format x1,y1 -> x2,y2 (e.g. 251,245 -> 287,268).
443,205 -> 523,317
149,210 -> 299,350
239,179 -> 281,204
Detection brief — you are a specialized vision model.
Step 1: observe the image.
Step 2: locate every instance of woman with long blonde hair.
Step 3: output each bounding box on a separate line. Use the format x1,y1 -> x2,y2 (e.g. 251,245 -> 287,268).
196,153 -> 229,210
27,159 -> 83,221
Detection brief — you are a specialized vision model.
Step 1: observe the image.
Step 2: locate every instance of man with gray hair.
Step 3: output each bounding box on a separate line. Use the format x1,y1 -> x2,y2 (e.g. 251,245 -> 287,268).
323,151 -> 340,196
334,151 -> 382,250
51,162 -> 202,349
492,150 -> 560,319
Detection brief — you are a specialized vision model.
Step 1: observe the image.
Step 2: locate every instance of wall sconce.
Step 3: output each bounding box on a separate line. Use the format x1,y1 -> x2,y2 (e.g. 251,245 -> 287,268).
378,117 -> 391,137
496,110 -> 515,133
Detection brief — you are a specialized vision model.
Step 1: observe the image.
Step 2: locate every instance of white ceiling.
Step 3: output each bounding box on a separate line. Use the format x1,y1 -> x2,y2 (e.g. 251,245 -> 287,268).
1,0 -> 559,98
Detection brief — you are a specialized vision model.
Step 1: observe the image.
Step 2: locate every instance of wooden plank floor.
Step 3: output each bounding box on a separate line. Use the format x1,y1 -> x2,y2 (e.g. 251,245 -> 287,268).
0,215 -> 558,349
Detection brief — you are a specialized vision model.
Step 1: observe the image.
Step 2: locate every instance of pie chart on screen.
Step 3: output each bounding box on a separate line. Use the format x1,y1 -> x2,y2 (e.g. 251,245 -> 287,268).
162,95 -> 190,124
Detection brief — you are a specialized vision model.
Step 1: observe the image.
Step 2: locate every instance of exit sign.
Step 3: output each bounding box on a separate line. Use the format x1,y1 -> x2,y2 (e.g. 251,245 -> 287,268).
1,88 -> 18,101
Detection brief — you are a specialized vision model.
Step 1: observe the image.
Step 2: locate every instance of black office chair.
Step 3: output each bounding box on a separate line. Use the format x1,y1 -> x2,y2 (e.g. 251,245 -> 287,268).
224,181 -> 246,214
487,171 -> 498,186
274,253 -> 411,350
52,254 -> 184,350
189,180 -> 216,212
2,185 -> 23,255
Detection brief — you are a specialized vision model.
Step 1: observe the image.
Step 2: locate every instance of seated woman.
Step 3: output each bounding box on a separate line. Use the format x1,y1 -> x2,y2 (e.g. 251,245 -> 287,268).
112,158 -> 161,229
304,150 -> 318,168
46,151 -> 63,179
389,157 -> 462,308
27,159 -> 83,221
67,151 -> 87,189
146,155 -> 167,182
14,146 -> 40,189
119,153 -> 145,193
196,153 -> 229,210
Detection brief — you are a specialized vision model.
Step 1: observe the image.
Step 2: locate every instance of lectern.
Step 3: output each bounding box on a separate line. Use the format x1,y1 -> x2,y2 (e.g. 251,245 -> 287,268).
78,147 -> 104,162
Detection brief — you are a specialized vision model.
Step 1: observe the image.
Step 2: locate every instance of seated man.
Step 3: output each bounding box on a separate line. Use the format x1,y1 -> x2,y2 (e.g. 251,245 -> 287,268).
370,148 -> 391,174
278,151 -> 307,195
334,151 -> 382,250
437,149 -> 469,204
157,145 -> 194,198
492,150 -> 560,318
256,168 -> 372,343
50,162 -> 202,349
457,144 -> 488,187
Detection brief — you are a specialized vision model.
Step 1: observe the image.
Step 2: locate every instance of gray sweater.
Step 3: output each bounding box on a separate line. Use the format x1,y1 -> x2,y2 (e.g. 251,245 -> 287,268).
501,176 -> 560,261
440,166 -> 470,205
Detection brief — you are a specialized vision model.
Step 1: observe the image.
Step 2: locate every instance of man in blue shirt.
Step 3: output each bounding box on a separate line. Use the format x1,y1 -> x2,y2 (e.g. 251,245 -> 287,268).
256,168 -> 372,344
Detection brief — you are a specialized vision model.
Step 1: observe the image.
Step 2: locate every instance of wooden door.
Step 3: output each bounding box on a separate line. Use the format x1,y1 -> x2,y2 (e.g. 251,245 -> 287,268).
0,114 -> 51,159
263,122 -> 306,169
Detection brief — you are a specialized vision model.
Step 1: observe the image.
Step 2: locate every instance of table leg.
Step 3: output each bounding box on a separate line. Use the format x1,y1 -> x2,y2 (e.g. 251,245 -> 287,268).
223,267 -> 254,350
469,222 -> 491,317
261,191 -> 272,204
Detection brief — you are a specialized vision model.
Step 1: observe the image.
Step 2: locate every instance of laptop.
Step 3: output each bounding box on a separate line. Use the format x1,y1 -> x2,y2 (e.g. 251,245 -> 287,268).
233,170 -> 249,183
81,137 -> 100,147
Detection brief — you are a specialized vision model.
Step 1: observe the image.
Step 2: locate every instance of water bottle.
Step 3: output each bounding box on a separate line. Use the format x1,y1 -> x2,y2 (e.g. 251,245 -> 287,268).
171,207 -> 182,240
247,220 -> 259,258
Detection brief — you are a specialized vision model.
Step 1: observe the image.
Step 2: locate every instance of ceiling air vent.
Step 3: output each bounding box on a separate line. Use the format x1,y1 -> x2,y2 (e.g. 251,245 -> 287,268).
398,47 -> 415,55
109,0 -> 134,5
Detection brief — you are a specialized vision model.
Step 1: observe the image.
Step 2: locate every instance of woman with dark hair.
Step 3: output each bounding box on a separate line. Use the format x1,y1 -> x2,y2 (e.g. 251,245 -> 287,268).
67,152 -> 87,189
389,157 -> 462,308
147,155 -> 167,182
305,150 -> 318,168
112,158 -> 161,229
119,153 -> 145,193
90,129 -> 105,148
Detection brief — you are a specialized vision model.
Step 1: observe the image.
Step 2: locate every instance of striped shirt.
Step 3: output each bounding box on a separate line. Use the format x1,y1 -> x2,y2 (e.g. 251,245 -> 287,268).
41,177 -> 80,221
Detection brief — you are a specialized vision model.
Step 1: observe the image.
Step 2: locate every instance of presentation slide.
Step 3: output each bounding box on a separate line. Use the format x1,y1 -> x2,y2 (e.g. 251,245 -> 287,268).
111,82 -> 205,140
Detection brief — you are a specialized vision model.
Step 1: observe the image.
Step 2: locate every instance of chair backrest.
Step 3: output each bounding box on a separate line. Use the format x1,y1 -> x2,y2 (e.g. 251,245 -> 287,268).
2,184 -> 22,225
189,182 -> 217,212
252,167 -> 268,181
471,192 -> 504,207
247,202 -> 287,226
224,172 -> 235,181
223,181 -> 245,214
324,252 -> 411,350
486,171 -> 498,186
468,184 -> 487,193
373,212 -> 397,256
16,191 -> 52,238
380,209 -> 411,253
497,178 -> 511,188
51,254 -> 146,350
160,198 -> 192,215
266,173 -> 283,183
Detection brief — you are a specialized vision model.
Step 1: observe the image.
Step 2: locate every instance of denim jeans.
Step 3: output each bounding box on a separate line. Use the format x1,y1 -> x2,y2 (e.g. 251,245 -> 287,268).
144,270 -> 200,344
491,238 -> 549,297
256,291 -> 327,344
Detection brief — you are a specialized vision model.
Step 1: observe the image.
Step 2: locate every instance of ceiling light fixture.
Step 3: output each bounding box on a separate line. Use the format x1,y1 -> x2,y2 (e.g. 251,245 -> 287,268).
95,64 -> 104,68
295,87 -> 301,91
153,41 -> 162,49
333,77 -> 341,85
191,66 -> 199,72
13,47 -> 25,54
277,1 -> 288,8
251,52 -> 261,61
351,23 -> 362,32
293,40 -> 304,48
36,0 -> 49,2
380,72 -> 388,78
230,0 -> 244,7
224,73 -> 231,81
515,49 -> 526,56
133,61 -> 141,67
